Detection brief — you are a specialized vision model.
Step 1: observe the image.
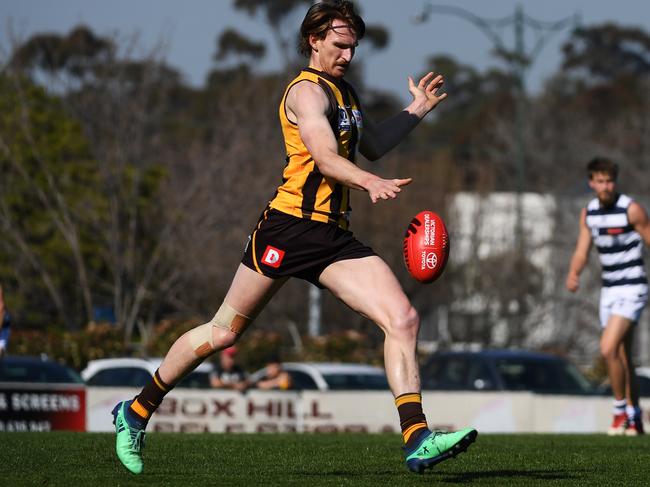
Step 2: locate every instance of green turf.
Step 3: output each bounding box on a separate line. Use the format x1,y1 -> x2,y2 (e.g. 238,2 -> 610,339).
1,432 -> 649,486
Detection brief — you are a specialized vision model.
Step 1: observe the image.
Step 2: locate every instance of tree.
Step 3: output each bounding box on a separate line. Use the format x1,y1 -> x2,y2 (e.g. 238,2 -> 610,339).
10,25 -> 113,78
2,27 -> 190,344
558,24 -> 650,186
562,23 -> 650,82
416,55 -> 516,190
214,28 -> 266,64
430,22 -> 650,363
0,73 -> 102,328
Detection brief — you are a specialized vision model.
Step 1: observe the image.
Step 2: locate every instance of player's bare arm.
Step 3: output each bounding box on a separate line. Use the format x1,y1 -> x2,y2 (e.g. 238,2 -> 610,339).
566,208 -> 593,292
360,72 -> 447,160
287,80 -> 411,203
628,201 -> 650,246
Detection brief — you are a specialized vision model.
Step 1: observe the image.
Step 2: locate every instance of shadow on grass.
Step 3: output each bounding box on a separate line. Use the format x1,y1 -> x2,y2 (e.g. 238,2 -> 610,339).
299,470 -> 397,477
438,468 -> 588,483
297,468 -> 587,482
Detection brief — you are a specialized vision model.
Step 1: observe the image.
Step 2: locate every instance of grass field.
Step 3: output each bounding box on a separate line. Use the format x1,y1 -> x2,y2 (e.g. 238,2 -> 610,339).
2,432 -> 650,486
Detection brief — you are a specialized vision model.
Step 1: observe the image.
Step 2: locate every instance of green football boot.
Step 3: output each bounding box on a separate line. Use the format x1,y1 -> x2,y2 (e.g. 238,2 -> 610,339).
405,428 -> 478,474
112,400 -> 146,474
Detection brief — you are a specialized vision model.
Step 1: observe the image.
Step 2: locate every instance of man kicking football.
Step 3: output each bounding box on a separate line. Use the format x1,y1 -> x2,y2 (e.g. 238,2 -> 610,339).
112,0 -> 477,474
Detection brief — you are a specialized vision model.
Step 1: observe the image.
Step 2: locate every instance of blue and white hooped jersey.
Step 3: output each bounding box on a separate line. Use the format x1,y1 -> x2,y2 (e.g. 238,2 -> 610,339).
586,194 -> 648,289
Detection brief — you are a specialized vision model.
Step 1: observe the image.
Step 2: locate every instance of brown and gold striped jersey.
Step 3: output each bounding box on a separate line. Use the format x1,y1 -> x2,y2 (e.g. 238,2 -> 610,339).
269,68 -> 363,229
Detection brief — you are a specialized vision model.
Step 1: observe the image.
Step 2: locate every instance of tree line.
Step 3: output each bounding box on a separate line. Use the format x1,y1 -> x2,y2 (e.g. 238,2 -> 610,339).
1,1 -> 649,363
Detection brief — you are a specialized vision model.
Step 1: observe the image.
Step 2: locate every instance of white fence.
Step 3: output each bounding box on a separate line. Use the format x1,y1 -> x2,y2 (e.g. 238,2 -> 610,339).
87,387 -> 633,434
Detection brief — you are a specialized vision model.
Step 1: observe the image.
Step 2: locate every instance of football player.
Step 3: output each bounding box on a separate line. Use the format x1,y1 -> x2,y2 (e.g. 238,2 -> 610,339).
112,1 -> 476,474
567,157 -> 650,435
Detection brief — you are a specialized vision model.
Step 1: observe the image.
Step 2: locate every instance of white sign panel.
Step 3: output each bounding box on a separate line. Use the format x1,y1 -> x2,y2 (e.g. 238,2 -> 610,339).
87,388 -> 626,434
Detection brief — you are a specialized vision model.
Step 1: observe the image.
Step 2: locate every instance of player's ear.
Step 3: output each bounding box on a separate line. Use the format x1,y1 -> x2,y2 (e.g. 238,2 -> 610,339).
309,34 -> 319,52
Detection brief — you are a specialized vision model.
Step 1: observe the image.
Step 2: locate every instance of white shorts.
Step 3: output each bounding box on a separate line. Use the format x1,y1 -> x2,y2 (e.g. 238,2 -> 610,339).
599,285 -> 648,328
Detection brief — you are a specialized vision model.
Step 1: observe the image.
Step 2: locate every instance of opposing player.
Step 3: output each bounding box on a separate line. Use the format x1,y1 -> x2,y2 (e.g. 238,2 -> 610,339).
566,157 -> 650,435
112,0 -> 476,474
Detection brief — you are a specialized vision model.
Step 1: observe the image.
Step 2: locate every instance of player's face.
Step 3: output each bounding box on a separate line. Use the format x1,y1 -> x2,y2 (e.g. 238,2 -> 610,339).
589,171 -> 617,206
266,362 -> 281,378
312,19 -> 357,78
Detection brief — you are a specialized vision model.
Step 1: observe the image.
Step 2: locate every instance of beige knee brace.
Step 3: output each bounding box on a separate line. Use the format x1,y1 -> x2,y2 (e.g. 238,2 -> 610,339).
187,303 -> 252,358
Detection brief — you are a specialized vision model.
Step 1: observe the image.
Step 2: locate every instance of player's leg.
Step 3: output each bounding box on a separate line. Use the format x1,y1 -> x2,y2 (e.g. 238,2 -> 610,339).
619,327 -> 643,434
319,256 -> 476,473
601,314 -> 633,435
619,328 -> 639,409
320,256 -> 418,393
157,265 -> 287,385
113,264 -> 286,474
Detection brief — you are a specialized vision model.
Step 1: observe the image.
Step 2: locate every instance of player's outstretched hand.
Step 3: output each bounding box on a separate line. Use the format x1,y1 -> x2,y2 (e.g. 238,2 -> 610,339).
367,177 -> 412,203
408,72 -> 447,114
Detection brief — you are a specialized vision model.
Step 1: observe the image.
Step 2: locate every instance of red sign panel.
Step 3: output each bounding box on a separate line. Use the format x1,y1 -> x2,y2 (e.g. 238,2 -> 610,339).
0,383 -> 86,432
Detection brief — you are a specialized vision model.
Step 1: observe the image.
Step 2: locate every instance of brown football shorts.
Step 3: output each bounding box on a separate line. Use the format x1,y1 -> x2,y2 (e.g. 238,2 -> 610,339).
242,208 -> 376,287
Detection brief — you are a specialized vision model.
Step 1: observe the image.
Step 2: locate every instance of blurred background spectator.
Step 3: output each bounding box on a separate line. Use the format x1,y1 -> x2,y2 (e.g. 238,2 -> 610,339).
254,355 -> 293,390
210,346 -> 248,392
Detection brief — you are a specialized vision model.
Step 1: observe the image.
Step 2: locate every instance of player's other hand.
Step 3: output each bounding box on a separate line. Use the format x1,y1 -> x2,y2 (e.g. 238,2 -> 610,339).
367,177 -> 412,203
565,273 -> 579,293
408,72 -> 447,113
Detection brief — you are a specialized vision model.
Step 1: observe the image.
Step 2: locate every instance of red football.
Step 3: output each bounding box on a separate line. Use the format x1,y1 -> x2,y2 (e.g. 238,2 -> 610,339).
403,210 -> 450,283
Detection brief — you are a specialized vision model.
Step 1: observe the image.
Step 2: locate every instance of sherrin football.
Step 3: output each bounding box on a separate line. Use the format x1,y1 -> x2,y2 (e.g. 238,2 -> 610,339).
403,210 -> 449,283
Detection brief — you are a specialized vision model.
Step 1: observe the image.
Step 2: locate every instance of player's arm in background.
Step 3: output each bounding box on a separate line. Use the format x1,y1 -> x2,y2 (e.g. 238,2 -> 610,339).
255,372 -> 292,390
566,208 -> 592,293
210,374 -> 249,392
628,201 -> 650,246
287,81 -> 411,204
210,373 -> 229,389
359,72 -> 447,161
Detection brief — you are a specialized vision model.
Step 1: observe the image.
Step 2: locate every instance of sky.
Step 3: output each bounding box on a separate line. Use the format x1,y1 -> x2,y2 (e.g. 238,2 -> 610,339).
3,1 -> 650,103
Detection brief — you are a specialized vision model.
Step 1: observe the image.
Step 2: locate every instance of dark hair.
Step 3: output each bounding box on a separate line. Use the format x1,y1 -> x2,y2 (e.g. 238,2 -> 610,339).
265,352 -> 282,365
587,157 -> 618,180
298,0 -> 365,57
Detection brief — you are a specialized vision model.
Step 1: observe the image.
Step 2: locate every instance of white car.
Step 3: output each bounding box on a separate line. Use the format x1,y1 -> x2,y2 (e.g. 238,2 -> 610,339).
248,362 -> 389,391
81,357 -> 214,389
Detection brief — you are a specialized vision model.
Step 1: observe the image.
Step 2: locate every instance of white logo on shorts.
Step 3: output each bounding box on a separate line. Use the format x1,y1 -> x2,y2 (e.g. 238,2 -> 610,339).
265,249 -> 280,264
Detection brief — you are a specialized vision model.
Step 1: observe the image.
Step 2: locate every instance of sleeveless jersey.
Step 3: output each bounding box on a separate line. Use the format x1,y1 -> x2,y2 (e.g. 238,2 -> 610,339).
269,67 -> 363,229
585,193 -> 648,288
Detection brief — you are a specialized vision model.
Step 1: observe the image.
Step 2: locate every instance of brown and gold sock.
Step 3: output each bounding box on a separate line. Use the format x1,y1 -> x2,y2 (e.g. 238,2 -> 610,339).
128,369 -> 171,425
395,392 -> 429,449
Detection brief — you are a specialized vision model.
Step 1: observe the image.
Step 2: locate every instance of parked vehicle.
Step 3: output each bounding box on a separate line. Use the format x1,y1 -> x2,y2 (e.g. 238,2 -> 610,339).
0,355 -> 83,384
634,367 -> 650,396
248,362 -> 389,391
81,357 -> 213,389
0,356 -> 86,432
598,367 -> 650,397
421,349 -> 597,395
